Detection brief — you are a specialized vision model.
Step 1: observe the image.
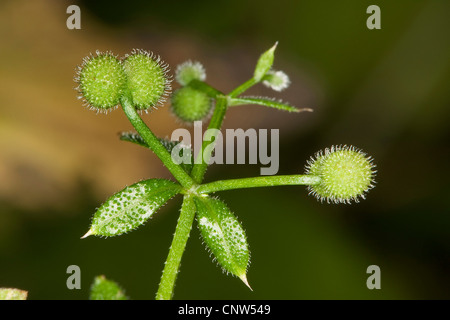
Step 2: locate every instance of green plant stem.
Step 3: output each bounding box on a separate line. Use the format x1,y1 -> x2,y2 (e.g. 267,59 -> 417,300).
229,78 -> 258,97
155,86 -> 234,299
229,97 -> 310,113
120,95 -> 196,189
188,79 -> 223,98
156,195 -> 196,300
196,175 -> 321,194
154,75 -> 276,299
190,95 -> 229,183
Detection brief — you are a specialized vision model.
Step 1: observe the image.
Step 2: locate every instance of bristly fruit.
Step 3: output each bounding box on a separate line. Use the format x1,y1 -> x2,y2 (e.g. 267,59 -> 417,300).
0,288 -> 28,300
170,86 -> 212,122
123,49 -> 171,111
175,60 -> 206,86
90,275 -> 128,300
75,51 -> 127,112
305,145 -> 376,204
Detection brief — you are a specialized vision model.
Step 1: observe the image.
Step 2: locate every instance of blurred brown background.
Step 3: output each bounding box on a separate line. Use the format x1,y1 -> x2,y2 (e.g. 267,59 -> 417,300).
0,0 -> 449,299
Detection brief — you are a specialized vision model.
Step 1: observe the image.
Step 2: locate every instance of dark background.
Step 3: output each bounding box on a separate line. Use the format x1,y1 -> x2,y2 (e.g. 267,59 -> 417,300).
0,0 -> 449,299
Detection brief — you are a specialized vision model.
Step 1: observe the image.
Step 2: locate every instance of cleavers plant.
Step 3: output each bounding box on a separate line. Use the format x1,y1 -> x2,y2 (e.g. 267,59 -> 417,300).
75,43 -> 376,300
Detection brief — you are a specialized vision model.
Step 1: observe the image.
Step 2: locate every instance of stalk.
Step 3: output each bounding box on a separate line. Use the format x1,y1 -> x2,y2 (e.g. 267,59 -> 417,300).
120,95 -> 196,189
156,195 -> 196,300
197,175 -> 321,194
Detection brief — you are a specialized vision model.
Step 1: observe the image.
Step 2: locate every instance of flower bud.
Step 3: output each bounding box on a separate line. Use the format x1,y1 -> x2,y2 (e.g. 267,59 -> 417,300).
305,145 -> 376,204
170,86 -> 212,122
123,49 -> 171,111
262,70 -> 290,91
175,60 -> 206,86
75,51 -> 127,112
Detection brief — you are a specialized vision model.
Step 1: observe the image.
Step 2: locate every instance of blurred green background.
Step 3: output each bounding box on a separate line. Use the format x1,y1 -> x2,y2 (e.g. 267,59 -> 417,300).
1,0 -> 449,299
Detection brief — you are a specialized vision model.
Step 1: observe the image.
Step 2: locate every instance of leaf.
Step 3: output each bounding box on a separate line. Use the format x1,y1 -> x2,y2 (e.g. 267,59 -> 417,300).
119,131 -> 149,148
90,275 -> 128,300
0,288 -> 28,300
194,196 -> 251,288
230,96 -> 312,113
253,42 -> 278,82
119,132 -> 194,174
83,179 -> 181,237
159,139 -> 194,174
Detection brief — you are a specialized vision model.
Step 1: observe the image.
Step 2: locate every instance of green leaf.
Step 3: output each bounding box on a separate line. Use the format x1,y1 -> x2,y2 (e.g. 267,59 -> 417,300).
90,275 -> 128,300
230,96 -> 312,113
119,131 -> 149,148
159,139 -> 194,175
194,196 -> 251,288
253,42 -> 278,82
83,179 -> 181,237
119,133 -> 194,174
0,288 -> 28,300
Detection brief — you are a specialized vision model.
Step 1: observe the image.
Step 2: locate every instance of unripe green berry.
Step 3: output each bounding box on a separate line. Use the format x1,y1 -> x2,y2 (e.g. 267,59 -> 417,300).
171,86 -> 212,122
75,51 -> 127,112
175,60 -> 206,86
305,145 -> 376,204
123,49 -> 171,111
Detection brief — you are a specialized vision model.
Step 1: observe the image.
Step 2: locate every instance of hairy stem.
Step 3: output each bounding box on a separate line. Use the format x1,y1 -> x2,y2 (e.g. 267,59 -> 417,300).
196,175 -> 321,194
120,96 -> 196,189
188,79 -> 223,98
229,78 -> 258,98
190,95 -> 229,183
155,74 -> 267,299
156,195 -> 196,300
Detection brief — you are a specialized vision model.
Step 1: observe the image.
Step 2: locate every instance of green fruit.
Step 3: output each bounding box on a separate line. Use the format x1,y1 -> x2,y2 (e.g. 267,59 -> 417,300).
123,49 -> 170,110
90,276 -> 128,300
306,145 -> 376,204
171,86 -> 212,122
76,51 -> 126,112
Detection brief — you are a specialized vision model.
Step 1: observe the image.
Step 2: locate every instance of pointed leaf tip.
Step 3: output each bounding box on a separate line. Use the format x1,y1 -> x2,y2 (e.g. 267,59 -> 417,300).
81,229 -> 93,239
254,43 -> 278,82
195,196 -> 250,284
88,179 -> 181,237
239,274 -> 253,291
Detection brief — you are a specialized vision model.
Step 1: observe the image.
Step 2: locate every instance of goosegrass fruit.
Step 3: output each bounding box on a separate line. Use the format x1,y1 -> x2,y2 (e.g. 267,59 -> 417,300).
305,145 -> 376,204
75,51 -> 126,112
171,86 -> 212,122
123,49 -> 171,111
